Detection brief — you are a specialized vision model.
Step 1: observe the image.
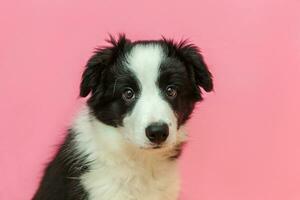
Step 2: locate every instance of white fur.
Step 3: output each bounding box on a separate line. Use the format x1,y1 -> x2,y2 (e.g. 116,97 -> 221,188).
72,45 -> 187,200
122,44 -> 178,149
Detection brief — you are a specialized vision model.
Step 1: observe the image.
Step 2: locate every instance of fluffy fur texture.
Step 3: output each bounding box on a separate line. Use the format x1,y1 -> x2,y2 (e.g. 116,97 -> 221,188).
33,34 -> 213,200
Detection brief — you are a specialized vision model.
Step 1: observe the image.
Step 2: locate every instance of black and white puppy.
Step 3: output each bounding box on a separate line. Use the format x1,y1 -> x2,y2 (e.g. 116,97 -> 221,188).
33,34 -> 213,200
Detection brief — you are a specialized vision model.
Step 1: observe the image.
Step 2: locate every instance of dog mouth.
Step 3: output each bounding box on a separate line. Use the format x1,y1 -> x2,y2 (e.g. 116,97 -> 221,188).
139,144 -> 167,150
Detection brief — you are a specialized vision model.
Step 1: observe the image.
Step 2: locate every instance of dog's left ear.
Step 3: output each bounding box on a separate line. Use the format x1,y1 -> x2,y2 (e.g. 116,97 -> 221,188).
178,42 -> 213,92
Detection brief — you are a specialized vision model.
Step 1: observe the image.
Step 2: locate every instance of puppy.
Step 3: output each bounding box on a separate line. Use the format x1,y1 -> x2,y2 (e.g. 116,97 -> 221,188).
33,34 -> 213,200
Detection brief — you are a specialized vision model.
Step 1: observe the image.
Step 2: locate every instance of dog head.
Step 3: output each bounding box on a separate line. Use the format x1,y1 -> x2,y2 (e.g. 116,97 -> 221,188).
80,34 -> 213,149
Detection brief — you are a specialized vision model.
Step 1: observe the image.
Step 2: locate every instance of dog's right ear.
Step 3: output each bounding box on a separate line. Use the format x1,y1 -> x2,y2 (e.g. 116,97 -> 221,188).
80,34 -> 131,97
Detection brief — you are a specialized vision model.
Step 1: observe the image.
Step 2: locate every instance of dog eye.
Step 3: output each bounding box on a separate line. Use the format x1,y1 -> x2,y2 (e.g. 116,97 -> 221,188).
122,88 -> 135,102
165,85 -> 177,98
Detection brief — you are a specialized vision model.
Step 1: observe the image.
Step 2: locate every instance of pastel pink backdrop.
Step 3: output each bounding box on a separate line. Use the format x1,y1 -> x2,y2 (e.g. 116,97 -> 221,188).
1,0 -> 300,199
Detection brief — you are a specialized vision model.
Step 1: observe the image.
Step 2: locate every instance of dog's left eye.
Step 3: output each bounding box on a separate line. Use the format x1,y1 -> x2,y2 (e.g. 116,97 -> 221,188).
165,85 -> 177,99
122,88 -> 135,102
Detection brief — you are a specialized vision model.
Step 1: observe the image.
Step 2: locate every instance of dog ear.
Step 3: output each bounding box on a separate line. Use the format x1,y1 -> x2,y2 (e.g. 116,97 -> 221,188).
178,42 -> 213,92
80,34 -> 131,97
163,38 -> 213,93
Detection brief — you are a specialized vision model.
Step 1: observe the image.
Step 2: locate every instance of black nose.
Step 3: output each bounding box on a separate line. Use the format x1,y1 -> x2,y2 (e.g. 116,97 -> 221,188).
145,122 -> 169,145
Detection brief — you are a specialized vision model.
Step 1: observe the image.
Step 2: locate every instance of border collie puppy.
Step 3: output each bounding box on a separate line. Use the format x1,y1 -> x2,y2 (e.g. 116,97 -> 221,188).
33,34 -> 213,200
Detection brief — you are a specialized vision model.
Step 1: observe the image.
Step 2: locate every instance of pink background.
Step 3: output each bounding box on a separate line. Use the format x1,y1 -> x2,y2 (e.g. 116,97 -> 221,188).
1,0 -> 300,199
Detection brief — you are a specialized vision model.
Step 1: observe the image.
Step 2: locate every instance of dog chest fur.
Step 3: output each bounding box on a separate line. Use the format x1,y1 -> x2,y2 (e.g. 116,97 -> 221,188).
81,156 -> 179,200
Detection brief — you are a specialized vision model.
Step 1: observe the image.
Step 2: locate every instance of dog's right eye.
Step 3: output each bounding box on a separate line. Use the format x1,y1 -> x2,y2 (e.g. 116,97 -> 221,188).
165,85 -> 177,99
122,88 -> 135,102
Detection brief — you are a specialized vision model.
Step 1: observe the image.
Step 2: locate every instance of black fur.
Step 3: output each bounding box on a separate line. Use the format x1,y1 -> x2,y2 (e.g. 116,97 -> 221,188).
80,35 -> 140,127
32,130 -> 89,200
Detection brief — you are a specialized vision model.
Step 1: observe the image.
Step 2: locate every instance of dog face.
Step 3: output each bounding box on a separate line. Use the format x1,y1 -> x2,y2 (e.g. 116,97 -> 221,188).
80,35 -> 213,149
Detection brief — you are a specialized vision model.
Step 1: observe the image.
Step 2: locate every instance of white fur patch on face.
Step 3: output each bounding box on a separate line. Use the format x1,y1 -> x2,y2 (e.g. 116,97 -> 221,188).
120,44 -> 178,148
